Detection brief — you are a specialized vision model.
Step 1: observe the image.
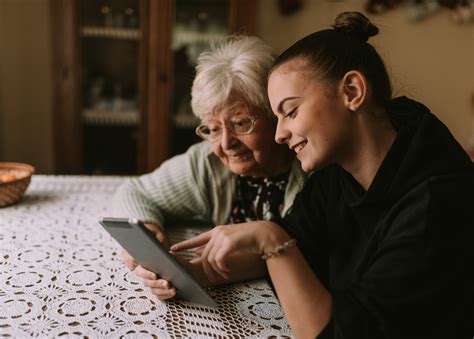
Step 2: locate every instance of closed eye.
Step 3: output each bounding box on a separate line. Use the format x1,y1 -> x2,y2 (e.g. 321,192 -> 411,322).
285,107 -> 297,119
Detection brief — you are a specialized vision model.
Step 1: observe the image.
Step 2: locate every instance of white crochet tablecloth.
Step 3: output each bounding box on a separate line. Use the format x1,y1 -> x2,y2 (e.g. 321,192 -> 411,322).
0,175 -> 292,338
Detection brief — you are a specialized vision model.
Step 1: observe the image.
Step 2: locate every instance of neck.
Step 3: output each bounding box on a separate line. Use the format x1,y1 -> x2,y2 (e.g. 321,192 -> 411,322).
341,112 -> 396,191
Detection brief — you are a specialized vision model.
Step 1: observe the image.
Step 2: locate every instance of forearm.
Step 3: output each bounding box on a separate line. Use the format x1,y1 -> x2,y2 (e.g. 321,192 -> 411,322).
190,252 -> 267,287
266,246 -> 332,338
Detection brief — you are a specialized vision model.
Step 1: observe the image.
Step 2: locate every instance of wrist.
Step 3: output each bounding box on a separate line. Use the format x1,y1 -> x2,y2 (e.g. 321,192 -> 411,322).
259,221 -> 292,254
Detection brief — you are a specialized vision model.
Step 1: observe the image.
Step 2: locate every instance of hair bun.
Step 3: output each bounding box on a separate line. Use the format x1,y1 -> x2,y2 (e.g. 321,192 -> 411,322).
333,11 -> 379,42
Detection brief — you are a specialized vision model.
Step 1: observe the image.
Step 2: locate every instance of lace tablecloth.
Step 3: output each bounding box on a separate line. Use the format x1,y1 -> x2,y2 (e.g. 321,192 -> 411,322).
0,175 -> 292,338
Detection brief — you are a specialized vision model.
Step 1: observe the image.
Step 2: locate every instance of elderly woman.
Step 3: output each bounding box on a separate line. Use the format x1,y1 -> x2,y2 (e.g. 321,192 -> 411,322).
113,36 -> 305,299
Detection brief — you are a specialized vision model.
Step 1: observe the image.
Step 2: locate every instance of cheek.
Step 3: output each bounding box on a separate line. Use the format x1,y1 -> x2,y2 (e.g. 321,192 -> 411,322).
242,134 -> 269,155
211,143 -> 225,160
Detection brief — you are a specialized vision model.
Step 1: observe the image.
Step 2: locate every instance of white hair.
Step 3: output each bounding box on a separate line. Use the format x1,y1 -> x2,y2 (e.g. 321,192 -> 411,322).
191,35 -> 276,118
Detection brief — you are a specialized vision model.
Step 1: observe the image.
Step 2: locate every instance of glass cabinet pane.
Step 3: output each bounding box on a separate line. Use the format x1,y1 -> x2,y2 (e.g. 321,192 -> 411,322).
171,0 -> 229,155
79,1 -> 141,174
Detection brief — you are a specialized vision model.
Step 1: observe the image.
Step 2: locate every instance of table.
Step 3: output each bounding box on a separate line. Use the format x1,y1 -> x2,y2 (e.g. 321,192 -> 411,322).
0,176 -> 293,338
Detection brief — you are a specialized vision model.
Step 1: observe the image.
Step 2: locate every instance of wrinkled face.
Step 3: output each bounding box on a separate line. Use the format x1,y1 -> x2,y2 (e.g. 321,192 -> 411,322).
268,65 -> 351,173
204,101 -> 289,177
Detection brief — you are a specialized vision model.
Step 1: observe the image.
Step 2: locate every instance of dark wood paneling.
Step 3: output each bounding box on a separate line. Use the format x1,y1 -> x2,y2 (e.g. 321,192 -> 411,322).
50,0 -> 82,174
144,0 -> 172,172
229,0 -> 257,35
137,0 -> 149,173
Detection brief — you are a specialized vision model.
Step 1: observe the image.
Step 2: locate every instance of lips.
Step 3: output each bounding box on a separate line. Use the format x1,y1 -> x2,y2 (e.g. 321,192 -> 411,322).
227,152 -> 250,160
292,141 -> 307,154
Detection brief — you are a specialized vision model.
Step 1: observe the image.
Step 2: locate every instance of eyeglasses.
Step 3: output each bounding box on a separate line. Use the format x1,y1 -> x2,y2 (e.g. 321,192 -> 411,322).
195,116 -> 259,141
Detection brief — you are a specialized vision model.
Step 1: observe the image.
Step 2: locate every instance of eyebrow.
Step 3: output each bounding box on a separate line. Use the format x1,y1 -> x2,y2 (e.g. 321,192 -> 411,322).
276,97 -> 299,114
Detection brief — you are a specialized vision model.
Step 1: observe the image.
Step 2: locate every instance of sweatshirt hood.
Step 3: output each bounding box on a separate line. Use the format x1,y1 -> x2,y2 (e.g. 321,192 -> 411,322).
358,96 -> 473,208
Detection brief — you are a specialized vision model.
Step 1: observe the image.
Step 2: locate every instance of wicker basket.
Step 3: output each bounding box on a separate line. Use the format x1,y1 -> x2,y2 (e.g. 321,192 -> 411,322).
0,162 -> 35,207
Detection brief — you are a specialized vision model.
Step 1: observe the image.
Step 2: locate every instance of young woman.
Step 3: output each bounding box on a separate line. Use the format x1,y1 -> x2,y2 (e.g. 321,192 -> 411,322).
172,12 -> 474,338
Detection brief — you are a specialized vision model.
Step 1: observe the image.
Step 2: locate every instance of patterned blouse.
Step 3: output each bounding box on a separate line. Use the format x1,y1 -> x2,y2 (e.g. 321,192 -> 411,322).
228,172 -> 290,224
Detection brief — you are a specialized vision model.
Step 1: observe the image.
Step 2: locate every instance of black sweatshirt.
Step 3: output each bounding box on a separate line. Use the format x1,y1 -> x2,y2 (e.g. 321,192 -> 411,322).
276,97 -> 474,339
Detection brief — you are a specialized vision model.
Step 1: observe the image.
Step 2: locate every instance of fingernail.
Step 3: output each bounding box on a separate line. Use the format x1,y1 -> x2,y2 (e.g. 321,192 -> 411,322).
170,245 -> 177,251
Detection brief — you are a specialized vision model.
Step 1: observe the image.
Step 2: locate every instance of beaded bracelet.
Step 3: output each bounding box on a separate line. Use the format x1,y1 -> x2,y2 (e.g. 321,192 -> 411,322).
261,239 -> 297,260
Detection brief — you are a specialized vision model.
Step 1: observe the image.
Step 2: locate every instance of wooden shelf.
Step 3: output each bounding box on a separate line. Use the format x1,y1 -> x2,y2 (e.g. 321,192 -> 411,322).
172,30 -> 227,49
82,109 -> 139,126
81,26 -> 140,40
173,113 -> 200,129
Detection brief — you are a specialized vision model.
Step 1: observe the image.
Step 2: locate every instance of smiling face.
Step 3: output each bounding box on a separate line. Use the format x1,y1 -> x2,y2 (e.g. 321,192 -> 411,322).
268,63 -> 353,173
205,100 -> 293,177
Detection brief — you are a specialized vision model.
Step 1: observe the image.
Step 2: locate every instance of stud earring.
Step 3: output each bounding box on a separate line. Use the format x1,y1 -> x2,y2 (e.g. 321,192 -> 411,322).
348,106 -> 357,112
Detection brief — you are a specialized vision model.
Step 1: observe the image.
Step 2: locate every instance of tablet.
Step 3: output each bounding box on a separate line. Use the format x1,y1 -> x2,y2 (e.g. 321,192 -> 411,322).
99,217 -> 217,307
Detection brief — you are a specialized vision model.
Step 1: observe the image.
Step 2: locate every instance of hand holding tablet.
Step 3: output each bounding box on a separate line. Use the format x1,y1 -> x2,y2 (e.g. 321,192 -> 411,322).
99,217 -> 217,307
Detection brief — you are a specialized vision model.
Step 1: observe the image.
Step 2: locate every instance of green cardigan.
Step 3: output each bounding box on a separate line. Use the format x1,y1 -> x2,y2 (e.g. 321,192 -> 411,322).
113,141 -> 306,229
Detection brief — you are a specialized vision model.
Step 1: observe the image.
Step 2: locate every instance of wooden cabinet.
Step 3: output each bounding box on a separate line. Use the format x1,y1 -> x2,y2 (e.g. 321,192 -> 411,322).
50,0 -> 256,174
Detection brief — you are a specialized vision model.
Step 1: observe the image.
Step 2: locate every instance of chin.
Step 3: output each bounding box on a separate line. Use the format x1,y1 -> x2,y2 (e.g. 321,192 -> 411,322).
301,163 -> 313,173
229,161 -> 260,176
229,166 -> 252,176
300,157 -> 320,173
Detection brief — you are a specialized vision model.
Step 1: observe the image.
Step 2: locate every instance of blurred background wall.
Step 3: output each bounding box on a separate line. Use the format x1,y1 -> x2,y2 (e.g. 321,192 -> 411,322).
0,0 -> 54,173
0,0 -> 473,173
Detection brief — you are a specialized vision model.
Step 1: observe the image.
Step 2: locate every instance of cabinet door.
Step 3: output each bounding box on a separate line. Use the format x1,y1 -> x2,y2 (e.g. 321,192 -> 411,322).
51,0 -> 146,175
144,0 -> 256,172
51,0 -> 256,174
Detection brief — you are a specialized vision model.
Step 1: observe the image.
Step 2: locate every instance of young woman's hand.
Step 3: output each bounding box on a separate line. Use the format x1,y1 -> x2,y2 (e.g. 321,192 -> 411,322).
121,223 -> 169,270
171,221 -> 290,283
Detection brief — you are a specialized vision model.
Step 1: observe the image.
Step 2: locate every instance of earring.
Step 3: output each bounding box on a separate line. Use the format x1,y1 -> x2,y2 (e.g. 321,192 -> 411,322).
348,106 -> 357,112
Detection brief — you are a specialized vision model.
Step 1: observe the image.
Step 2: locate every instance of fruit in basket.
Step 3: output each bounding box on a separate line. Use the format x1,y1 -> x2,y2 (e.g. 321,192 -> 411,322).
0,174 -> 18,183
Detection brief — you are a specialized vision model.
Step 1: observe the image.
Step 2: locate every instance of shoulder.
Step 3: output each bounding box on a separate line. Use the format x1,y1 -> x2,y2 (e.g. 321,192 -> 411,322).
184,141 -> 234,181
384,169 -> 474,240
304,165 -> 343,193
183,141 -> 213,159
291,164 -> 343,209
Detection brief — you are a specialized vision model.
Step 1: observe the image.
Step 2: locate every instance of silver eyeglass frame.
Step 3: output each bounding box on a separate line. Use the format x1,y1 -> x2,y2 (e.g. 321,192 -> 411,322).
195,116 -> 259,141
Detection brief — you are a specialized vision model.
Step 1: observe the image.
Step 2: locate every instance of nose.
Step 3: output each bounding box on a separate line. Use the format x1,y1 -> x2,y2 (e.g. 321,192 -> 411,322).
274,118 -> 289,145
220,126 -> 238,150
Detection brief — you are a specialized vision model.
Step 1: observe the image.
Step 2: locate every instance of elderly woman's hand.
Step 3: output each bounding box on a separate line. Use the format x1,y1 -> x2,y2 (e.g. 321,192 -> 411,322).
133,254 -> 202,300
121,223 -> 169,270
133,265 -> 177,300
171,221 -> 290,283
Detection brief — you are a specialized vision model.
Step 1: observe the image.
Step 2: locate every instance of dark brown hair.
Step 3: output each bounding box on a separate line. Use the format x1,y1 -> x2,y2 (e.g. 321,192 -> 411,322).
270,11 -> 392,109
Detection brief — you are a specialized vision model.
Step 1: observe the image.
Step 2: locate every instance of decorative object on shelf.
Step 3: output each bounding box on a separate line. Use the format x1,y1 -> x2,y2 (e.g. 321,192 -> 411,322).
124,7 -> 138,28
87,77 -> 105,108
365,0 -> 403,14
365,0 -> 474,23
442,0 -> 474,23
112,83 -> 124,112
407,0 -> 440,22
101,5 -> 114,27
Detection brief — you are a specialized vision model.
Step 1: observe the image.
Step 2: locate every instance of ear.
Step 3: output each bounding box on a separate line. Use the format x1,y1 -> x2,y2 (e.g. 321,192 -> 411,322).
341,71 -> 367,112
